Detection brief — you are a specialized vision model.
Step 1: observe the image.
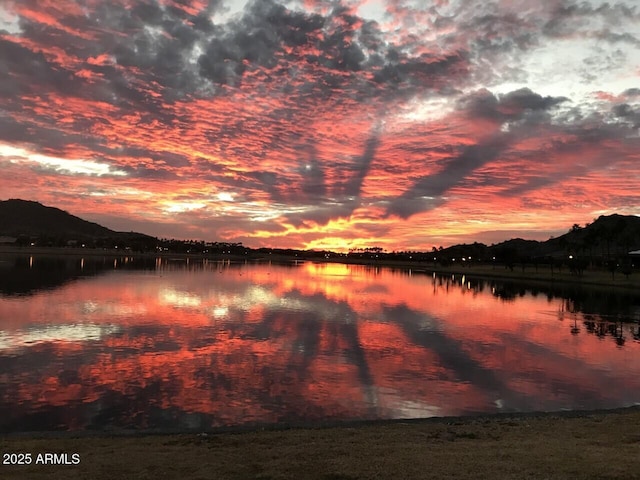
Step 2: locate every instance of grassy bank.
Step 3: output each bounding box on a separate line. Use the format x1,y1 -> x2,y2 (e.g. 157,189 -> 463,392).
418,263 -> 639,290
323,257 -> 640,291
2,407 -> 639,479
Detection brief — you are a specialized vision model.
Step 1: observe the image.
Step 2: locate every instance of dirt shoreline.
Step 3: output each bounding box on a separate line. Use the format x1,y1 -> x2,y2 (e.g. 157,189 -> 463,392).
2,406 -> 640,479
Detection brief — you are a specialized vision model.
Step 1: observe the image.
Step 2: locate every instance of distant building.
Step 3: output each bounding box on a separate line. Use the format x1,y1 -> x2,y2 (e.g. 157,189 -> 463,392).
629,250 -> 640,256
0,236 -> 17,244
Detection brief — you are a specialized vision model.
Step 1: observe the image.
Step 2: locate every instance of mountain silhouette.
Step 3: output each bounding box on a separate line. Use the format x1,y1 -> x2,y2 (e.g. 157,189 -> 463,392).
0,199 -> 155,247
446,214 -> 640,261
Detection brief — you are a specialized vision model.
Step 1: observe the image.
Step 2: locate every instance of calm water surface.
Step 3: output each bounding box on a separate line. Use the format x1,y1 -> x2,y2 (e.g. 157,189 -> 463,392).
1,255 -> 639,433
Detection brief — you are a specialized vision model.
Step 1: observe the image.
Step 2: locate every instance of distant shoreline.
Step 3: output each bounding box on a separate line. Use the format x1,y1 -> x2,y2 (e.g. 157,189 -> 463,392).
1,245 -> 639,290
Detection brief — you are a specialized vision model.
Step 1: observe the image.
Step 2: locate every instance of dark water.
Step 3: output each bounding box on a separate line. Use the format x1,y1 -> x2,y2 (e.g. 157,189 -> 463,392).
0,255 -> 639,433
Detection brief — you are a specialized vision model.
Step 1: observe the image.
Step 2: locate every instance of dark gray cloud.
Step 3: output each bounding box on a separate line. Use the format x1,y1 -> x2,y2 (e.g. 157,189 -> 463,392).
341,127 -> 380,199
543,2 -> 639,39
195,0 -> 468,102
198,1 -> 348,86
1,0 -> 469,171
381,87 -> 568,219
612,103 -> 640,128
0,37 -> 84,99
283,202 -> 356,229
244,126 -> 382,227
464,12 -> 540,55
458,88 -> 567,124
298,145 -> 327,199
386,136 -> 509,219
484,118 -> 635,199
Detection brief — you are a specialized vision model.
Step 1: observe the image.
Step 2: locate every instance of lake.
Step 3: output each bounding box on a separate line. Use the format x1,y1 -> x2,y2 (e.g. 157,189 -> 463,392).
1,255 -> 639,433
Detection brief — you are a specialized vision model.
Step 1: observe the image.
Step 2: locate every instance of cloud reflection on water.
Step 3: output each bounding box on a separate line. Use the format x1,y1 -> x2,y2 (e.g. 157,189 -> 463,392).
0,257 -> 639,433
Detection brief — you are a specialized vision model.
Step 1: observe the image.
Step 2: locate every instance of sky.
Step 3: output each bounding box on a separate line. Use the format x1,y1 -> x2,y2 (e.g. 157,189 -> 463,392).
1,0 -> 639,251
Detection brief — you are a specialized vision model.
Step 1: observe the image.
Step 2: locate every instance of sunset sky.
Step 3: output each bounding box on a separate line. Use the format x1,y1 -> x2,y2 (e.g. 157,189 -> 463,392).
1,0 -> 639,251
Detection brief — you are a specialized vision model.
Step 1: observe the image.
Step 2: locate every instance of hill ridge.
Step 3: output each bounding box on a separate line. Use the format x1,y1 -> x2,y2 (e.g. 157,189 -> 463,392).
0,199 -> 155,248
